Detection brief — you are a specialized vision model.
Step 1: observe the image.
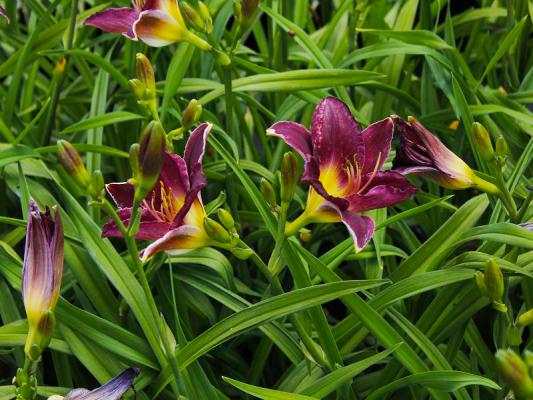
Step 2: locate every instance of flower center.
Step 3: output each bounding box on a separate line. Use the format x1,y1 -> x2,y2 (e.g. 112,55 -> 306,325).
142,181 -> 181,224
343,152 -> 382,195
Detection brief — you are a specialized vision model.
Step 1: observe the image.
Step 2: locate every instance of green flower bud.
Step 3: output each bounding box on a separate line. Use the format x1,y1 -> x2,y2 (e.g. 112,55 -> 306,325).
235,0 -> 259,31
507,325 -> 522,346
128,78 -> 145,99
474,271 -> 488,296
518,309 -> 533,327
484,259 -> 504,302
57,140 -> 91,189
260,178 -> 277,211
217,208 -> 235,231
230,247 -> 254,260
182,99 -> 202,129
136,53 -> 156,98
495,349 -> 533,399
134,121 -> 166,203
25,310 -> 55,361
90,170 -> 105,199
299,228 -> 311,242
495,136 -> 508,166
280,152 -> 298,204
129,143 -> 140,178
179,1 -> 212,34
472,122 -> 494,161
204,217 -> 232,243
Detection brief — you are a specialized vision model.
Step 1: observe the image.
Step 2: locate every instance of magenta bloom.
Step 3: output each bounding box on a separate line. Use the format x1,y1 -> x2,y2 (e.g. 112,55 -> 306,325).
61,368 -> 140,400
268,97 -> 417,251
84,0 -> 210,49
102,123 -> 212,261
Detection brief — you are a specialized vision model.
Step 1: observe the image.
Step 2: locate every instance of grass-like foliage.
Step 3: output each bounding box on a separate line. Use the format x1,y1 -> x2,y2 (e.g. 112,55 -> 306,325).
0,0 -> 532,399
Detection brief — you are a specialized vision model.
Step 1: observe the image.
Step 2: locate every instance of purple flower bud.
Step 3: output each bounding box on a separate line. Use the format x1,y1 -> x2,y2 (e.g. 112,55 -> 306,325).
61,368 -> 140,400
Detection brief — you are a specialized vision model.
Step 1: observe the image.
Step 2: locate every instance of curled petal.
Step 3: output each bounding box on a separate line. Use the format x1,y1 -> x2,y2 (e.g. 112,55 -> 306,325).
106,182 -> 135,208
361,117 -> 393,174
267,121 -> 313,161
66,368 -> 140,400
101,208 -> 171,240
159,150 -> 190,203
311,97 -> 364,170
84,8 -> 139,39
340,210 -> 375,252
346,171 -> 417,212
141,224 -> 208,261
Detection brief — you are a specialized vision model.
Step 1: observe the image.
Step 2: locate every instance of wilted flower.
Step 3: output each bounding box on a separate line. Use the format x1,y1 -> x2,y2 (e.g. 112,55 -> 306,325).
268,97 -> 417,251
84,0 -> 211,50
103,123 -> 215,261
23,202 -> 64,360
48,368 -> 140,400
392,116 -> 498,193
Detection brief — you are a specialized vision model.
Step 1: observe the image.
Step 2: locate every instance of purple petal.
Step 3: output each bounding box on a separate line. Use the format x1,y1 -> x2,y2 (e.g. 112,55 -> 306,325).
159,150 -> 190,202
84,8 -> 139,39
267,121 -> 313,160
346,171 -> 417,212
141,224 -> 207,261
340,210 -> 375,252
311,97 -> 364,170
49,206 -> 64,309
106,182 -> 135,208
361,117 -> 393,174
70,368 -> 140,400
101,208 -> 171,240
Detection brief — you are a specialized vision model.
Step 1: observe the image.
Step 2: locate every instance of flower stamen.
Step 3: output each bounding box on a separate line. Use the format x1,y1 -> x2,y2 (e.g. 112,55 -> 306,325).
357,152 -> 382,194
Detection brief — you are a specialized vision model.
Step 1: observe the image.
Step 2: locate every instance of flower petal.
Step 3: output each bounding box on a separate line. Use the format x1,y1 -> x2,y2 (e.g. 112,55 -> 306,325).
311,96 -> 364,170
160,150 -> 190,202
0,5 -> 9,22
73,368 -> 140,400
106,182 -> 135,208
49,206 -> 64,310
266,121 -> 313,160
346,171 -> 417,212
340,210 -> 375,252
84,7 -> 139,39
141,224 -> 207,261
133,9 -> 183,47
361,117 -> 393,174
101,208 -> 171,240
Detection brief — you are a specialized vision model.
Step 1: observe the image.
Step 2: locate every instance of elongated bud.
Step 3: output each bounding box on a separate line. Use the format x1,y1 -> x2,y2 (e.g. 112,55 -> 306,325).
204,217 -> 232,243
57,140 -> 91,189
54,57 -> 67,79
260,178 -> 277,211
129,143 -> 140,178
182,99 -> 202,129
230,247 -> 254,260
136,53 -> 156,97
495,136 -> 508,165
280,152 -> 298,204
484,259 -> 504,301
179,1 -> 212,34
495,349 -> 533,399
134,121 -> 166,203
217,208 -> 235,230
472,122 -> 494,161
235,0 -> 259,31
518,309 -> 533,327
474,271 -> 488,296
128,78 -> 145,99
91,170 -> 105,199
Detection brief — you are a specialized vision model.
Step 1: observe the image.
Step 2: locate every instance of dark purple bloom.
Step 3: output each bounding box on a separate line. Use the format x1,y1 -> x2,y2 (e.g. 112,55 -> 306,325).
61,368 -> 140,400
268,97 -> 417,251
102,123 -> 212,261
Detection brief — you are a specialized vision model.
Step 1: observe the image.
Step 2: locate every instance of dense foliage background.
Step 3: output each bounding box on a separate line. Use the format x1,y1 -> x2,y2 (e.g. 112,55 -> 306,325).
0,0 -> 532,399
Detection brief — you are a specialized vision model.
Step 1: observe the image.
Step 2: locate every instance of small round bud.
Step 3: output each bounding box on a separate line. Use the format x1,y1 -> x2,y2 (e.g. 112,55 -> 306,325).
57,140 -> 92,189
472,122 -> 494,161
230,247 -> 254,260
280,152 -> 298,204
299,228 -> 312,242
182,99 -> 202,129
204,217 -> 232,243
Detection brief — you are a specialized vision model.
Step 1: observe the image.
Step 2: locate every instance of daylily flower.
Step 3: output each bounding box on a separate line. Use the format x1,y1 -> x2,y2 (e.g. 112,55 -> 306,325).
23,201 -> 64,359
48,368 -> 140,400
84,0 -> 211,50
392,116 -> 498,193
268,97 -> 417,251
102,123 -> 214,261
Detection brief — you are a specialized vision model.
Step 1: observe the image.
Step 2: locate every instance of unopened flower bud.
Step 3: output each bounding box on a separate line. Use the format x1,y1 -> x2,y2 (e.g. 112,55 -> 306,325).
217,208 -> 235,230
474,271 -> 488,296
134,121 -> 166,203
230,247 -> 254,260
129,143 -> 140,178
495,349 -> 533,399
57,140 -> 91,189
484,259 -> 504,302
280,152 -> 298,204
182,99 -> 202,129
299,228 -> 311,242
179,1 -> 212,34
128,78 -> 145,99
235,0 -> 259,32
136,53 -> 156,98
495,136 -> 508,165
472,122 -> 494,161
54,57 -> 67,79
260,178 -> 277,211
91,170 -> 105,199
204,217 -> 232,243
518,309 -> 533,327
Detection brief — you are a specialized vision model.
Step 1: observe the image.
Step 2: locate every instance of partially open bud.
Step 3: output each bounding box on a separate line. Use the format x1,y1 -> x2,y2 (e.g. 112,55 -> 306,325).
280,152 -> 298,204
134,121 -> 166,203
495,349 -> 533,399
260,178 -> 278,211
57,140 -> 91,189
179,1 -> 212,34
472,122 -> 494,162
518,309 -> 533,327
204,217 -> 232,243
182,99 -> 202,129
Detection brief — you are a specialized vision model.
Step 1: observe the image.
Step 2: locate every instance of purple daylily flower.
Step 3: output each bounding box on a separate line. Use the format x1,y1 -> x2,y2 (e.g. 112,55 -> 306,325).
102,123 -> 212,261
392,116 -> 476,189
53,368 -> 140,400
268,97 -> 417,251
84,0 -> 210,49
23,201 -> 64,356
